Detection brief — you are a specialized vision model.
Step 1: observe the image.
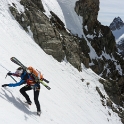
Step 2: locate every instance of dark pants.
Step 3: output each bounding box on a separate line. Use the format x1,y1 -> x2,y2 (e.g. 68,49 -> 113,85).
20,84 -> 41,111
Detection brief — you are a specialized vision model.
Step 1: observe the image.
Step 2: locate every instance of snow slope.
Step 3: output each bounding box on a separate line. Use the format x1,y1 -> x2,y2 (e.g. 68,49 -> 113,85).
112,26 -> 124,41
0,0 -> 122,124
117,34 -> 124,45
42,0 -> 83,37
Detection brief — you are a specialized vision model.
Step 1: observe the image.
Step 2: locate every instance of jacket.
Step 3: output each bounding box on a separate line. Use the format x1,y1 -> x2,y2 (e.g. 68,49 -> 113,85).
9,71 -> 29,87
27,66 -> 43,80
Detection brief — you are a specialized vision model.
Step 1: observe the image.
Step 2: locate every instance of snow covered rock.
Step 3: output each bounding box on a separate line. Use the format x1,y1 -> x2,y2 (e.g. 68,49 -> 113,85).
109,17 -> 124,31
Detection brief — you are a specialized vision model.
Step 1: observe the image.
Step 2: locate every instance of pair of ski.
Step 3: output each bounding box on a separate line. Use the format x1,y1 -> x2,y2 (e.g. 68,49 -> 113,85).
10,57 -> 51,90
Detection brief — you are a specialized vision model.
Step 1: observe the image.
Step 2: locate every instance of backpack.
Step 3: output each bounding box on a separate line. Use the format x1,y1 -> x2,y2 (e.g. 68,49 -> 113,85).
27,66 -> 43,80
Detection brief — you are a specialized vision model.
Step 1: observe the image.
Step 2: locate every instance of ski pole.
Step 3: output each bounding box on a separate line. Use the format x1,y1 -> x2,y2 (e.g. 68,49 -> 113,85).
0,63 -> 17,82
0,64 -> 9,71
9,75 -> 17,82
5,71 -> 17,83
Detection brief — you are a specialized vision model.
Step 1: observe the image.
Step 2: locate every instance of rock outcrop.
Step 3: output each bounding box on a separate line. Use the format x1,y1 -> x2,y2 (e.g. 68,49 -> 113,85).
109,17 -> 124,57
75,0 -> 124,112
9,0 -> 90,71
109,17 -> 124,31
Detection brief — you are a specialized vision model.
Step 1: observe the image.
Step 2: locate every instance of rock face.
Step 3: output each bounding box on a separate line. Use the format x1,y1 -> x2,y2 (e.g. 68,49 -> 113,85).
75,0 -> 124,110
75,0 -> 99,34
9,0 -> 90,71
109,17 -> 124,57
117,38 -> 124,56
109,17 -> 124,31
75,0 -> 117,61
9,0 -> 124,111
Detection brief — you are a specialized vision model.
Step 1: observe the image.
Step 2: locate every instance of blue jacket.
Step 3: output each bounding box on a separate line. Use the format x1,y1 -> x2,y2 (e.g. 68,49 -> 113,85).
9,71 -> 29,87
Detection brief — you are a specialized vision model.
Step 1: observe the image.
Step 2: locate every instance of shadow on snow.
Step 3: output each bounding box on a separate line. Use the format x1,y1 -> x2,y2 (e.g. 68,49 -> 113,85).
0,88 -> 38,120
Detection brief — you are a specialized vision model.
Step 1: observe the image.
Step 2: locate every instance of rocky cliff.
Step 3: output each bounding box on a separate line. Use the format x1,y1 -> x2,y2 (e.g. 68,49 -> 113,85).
109,17 -> 124,58
75,1 -> 124,122
75,0 -> 124,100
9,0 -> 90,71
8,0 -> 124,119
110,17 -> 124,31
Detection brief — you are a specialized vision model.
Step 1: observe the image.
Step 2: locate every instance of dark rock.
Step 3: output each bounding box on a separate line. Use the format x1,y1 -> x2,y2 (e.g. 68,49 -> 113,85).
109,17 -> 124,31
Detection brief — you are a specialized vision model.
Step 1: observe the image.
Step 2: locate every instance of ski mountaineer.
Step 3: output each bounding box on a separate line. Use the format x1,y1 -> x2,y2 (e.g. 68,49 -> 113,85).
2,66 -> 43,116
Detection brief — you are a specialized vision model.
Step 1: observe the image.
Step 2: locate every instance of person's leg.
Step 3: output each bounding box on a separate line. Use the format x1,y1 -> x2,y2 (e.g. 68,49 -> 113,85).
34,84 -> 41,112
20,85 -> 32,103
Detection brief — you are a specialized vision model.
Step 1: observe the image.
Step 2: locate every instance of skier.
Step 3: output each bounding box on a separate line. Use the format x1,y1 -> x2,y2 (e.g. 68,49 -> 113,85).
2,66 -> 43,116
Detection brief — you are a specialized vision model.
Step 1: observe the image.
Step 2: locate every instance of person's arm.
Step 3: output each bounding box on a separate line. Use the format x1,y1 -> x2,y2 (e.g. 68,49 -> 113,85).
8,80 -> 25,87
7,72 -> 20,77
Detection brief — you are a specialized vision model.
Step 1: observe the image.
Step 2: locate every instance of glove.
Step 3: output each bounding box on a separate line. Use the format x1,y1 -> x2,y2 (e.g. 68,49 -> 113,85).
7,72 -> 12,76
2,84 -> 9,87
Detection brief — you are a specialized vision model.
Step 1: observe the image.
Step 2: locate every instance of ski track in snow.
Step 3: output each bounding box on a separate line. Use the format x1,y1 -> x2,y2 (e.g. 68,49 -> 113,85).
0,0 -> 122,124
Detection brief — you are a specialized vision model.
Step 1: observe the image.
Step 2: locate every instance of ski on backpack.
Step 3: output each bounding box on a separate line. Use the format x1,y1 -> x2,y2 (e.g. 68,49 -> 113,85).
39,80 -> 51,90
10,57 -> 26,70
36,69 -> 49,83
10,57 -> 51,90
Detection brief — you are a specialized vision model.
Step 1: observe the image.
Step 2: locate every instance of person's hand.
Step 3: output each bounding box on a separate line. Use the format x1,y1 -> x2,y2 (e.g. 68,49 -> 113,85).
7,72 -> 12,76
2,84 -> 9,87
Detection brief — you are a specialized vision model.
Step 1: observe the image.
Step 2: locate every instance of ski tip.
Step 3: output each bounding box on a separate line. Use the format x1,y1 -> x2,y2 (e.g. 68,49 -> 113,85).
10,57 -> 14,60
48,87 -> 51,90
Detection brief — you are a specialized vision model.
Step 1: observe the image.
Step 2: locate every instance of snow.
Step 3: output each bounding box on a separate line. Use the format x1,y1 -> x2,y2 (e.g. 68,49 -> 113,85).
117,34 -> 124,45
112,25 -> 124,47
0,0 -> 122,124
112,26 -> 124,41
42,0 -> 83,37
